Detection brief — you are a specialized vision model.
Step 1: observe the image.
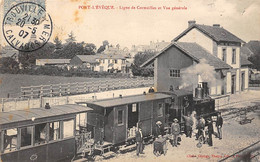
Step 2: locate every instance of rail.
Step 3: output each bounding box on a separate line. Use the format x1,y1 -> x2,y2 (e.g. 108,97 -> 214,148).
219,140 -> 260,162
20,77 -> 154,99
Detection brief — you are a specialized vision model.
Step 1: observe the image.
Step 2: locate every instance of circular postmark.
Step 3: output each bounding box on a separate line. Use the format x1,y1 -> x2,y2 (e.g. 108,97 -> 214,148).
2,2 -> 53,52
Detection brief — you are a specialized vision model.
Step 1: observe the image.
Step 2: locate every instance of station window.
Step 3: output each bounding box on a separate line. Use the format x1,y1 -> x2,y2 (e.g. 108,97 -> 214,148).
63,119 -> 74,138
158,103 -> 163,117
222,48 -> 227,62
21,126 -> 33,147
35,123 -> 47,145
232,49 -> 236,64
49,122 -> 60,141
132,104 -> 137,112
115,59 -> 118,64
118,110 -> 123,125
170,69 -> 180,78
3,129 -> 18,153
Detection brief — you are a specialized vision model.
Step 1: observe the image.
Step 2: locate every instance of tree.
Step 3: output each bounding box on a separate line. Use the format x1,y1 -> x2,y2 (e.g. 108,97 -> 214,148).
65,31 -> 76,43
18,42 -> 55,68
0,57 -> 19,70
52,42 -> 96,59
103,40 -> 109,47
53,36 -> 62,49
97,40 -> 109,53
131,51 -> 155,76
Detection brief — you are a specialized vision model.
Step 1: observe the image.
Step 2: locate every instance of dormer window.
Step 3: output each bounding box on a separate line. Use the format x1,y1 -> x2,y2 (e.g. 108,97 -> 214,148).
232,49 -> 236,64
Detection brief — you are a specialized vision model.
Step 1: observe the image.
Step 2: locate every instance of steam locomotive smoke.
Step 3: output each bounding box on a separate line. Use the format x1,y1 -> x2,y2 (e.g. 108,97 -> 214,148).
179,59 -> 222,89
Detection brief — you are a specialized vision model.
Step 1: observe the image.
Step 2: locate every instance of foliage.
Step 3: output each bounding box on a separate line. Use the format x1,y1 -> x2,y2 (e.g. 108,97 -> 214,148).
131,51 -> 155,76
53,36 -> 62,49
247,41 -> 260,70
18,42 -> 56,68
0,57 -> 19,70
52,42 -> 96,59
65,31 -> 76,43
97,40 -> 109,53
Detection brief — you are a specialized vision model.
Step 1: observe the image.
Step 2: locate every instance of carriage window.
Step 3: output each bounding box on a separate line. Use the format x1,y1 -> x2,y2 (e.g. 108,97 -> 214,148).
49,122 -> 60,141
118,110 -> 123,125
63,119 -> 74,138
21,126 -> 33,147
158,103 -> 163,117
132,104 -> 137,112
35,123 -> 47,145
3,129 -> 18,153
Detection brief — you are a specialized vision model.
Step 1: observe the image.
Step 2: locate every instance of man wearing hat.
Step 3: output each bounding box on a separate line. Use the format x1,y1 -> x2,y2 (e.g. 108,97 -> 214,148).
207,118 -> 214,146
135,123 -> 144,156
155,121 -> 164,138
171,118 -> 180,147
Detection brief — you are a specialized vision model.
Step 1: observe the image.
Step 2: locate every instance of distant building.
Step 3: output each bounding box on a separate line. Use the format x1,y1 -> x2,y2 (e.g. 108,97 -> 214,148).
70,54 -> 128,73
36,59 -> 70,67
70,55 -> 99,71
130,41 -> 170,57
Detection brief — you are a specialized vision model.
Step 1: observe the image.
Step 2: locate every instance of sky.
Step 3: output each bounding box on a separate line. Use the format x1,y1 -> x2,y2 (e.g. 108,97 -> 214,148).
1,0 -> 260,48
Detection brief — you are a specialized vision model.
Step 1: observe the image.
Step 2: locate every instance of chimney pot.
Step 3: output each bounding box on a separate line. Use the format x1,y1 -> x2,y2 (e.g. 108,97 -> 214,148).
45,103 -> 51,109
188,20 -> 196,27
213,24 -> 220,27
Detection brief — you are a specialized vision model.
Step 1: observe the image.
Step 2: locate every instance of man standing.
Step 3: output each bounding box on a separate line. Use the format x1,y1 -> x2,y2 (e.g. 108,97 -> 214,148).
216,113 -> 223,140
155,121 -> 164,138
182,114 -> 193,138
136,124 -> 144,156
207,118 -> 214,146
171,118 -> 180,147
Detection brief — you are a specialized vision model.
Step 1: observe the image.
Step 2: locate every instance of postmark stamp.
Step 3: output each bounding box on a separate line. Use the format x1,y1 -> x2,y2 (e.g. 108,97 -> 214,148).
2,2 -> 53,52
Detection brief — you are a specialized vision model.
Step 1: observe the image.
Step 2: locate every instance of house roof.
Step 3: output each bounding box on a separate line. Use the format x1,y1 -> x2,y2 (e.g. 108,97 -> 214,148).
0,104 -> 92,128
174,24 -> 245,43
96,54 -> 126,59
240,56 -> 252,66
76,55 -> 99,64
85,93 -> 170,108
241,46 -> 254,57
76,54 -> 126,64
36,59 -> 70,64
141,42 -> 231,70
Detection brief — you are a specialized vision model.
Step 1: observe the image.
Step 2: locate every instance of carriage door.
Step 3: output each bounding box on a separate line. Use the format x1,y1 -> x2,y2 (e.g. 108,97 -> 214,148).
113,106 -> 127,144
139,101 -> 152,137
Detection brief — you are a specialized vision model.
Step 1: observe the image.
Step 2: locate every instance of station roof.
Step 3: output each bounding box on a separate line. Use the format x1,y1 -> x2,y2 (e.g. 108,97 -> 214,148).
174,24 -> 245,43
141,42 -> 231,70
86,93 -> 171,108
0,104 -> 92,126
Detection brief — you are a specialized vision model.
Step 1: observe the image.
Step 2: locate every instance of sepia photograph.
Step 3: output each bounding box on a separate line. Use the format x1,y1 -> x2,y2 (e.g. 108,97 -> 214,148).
0,0 -> 260,161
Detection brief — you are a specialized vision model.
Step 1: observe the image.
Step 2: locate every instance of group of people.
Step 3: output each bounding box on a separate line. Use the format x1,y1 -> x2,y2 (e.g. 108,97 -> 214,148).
134,112 -> 223,156
182,112 -> 223,147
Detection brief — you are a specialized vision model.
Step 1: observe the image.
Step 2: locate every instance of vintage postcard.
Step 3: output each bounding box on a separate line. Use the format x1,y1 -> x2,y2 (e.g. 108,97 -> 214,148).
0,0 -> 259,161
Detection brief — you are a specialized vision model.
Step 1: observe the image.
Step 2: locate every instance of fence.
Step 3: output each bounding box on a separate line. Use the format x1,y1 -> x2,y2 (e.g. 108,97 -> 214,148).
20,77 -> 154,99
1,87 -> 150,112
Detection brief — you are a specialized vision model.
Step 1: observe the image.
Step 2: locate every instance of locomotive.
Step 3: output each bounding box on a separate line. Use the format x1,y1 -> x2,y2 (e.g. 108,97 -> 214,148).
0,82 -> 217,161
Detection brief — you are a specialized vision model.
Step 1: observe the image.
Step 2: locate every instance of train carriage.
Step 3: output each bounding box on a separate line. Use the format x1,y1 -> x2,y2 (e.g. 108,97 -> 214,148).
0,104 -> 93,162
84,93 -> 171,146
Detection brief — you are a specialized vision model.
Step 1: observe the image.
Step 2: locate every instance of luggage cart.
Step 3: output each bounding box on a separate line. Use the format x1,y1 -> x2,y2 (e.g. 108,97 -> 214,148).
153,137 -> 167,156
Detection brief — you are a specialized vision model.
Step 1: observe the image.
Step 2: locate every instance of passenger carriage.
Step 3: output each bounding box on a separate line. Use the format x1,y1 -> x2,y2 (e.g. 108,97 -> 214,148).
83,93 -> 171,151
0,104 -> 92,162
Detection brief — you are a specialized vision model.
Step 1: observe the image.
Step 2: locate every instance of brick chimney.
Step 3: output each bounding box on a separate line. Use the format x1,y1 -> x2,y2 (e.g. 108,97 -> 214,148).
213,24 -> 220,27
188,20 -> 196,27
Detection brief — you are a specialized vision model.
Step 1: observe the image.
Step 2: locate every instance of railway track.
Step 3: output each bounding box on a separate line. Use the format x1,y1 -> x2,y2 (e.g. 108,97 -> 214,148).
218,140 -> 260,162
221,104 -> 260,121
